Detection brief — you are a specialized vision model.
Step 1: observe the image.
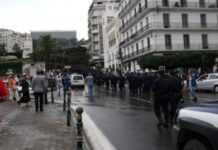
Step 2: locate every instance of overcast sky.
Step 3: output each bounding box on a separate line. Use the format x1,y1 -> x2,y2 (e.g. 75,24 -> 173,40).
0,0 -> 92,39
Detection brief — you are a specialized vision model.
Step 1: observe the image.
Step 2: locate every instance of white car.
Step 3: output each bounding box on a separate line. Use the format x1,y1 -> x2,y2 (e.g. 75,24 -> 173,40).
197,73 -> 218,93
70,74 -> 85,88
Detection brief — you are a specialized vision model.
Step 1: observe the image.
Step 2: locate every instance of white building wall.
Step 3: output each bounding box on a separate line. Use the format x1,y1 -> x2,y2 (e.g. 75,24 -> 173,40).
119,0 -> 218,71
0,29 -> 33,58
23,34 -> 33,58
89,0 -> 120,63
154,32 -> 218,51
104,17 -> 121,70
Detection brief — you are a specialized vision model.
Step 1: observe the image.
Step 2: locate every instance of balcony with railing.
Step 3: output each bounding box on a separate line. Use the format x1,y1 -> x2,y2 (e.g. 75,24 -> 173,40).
122,43 -> 218,62
155,44 -> 218,52
122,47 -> 151,62
119,22 -> 218,48
119,1 -> 218,32
152,22 -> 218,29
119,0 -> 138,18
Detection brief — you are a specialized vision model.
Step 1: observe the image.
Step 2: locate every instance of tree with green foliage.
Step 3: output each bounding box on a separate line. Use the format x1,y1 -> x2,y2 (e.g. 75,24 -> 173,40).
49,46 -> 90,70
13,43 -> 23,59
31,35 -> 56,69
31,35 -> 90,70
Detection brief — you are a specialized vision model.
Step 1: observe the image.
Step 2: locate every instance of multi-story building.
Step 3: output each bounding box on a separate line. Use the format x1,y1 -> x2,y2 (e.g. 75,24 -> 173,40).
119,0 -> 218,71
22,34 -> 33,58
88,0 -> 120,67
0,28 -> 33,58
104,17 -> 121,70
0,29 -> 20,53
31,30 -> 77,50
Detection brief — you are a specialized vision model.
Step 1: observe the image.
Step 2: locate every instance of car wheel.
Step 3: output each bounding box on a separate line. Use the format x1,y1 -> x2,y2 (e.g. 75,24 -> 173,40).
182,139 -> 210,150
213,86 -> 218,93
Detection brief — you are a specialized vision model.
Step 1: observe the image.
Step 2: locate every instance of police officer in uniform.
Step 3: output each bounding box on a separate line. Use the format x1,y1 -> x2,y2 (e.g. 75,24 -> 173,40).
152,66 -> 171,128
169,71 -> 183,125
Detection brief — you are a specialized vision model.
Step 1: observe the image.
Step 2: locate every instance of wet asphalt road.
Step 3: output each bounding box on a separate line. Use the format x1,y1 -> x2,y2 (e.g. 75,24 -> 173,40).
59,88 -> 217,150
70,89 -> 176,150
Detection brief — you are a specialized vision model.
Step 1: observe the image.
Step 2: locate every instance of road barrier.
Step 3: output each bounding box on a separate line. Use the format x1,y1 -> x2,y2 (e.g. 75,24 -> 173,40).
71,105 -> 117,150
63,90 -> 67,112
67,91 -> 72,126
51,87 -> 54,104
76,107 -> 84,150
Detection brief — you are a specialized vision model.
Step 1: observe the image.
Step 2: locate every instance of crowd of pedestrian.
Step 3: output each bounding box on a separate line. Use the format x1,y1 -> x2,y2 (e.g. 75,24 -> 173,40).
0,67 -> 201,129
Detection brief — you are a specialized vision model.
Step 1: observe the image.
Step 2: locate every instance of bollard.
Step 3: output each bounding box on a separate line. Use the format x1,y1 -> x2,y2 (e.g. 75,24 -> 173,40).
63,90 -> 67,112
67,91 -> 71,126
51,87 -> 54,104
76,107 -> 84,150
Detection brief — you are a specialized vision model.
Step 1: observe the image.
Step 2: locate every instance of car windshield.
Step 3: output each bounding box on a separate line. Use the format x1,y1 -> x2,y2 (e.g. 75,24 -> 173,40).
73,76 -> 83,80
198,74 -> 208,81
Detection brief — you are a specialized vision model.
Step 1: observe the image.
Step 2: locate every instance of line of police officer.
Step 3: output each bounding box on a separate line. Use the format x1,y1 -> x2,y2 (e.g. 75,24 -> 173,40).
93,67 -> 184,128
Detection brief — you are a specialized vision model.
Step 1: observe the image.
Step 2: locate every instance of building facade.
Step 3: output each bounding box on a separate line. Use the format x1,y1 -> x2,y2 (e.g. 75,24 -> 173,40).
88,0 -> 120,67
119,0 -> 218,71
104,17 -> 121,70
22,34 -> 33,58
0,29 -> 33,58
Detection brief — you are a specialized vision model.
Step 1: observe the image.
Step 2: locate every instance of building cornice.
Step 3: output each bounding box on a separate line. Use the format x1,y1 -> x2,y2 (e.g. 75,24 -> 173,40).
120,7 -> 218,33
120,24 -> 218,49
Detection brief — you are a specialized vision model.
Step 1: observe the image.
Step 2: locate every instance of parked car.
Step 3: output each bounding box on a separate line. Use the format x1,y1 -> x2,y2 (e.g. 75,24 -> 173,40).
70,74 -> 85,88
174,101 -> 218,150
196,73 -> 218,93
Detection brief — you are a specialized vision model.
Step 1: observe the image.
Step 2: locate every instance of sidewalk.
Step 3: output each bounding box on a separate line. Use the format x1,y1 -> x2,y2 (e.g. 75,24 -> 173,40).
0,101 -> 17,123
0,101 -> 75,150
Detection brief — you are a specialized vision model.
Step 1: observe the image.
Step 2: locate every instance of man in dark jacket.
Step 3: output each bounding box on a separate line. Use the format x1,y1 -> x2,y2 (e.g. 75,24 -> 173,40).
119,73 -> 125,92
152,66 -> 171,128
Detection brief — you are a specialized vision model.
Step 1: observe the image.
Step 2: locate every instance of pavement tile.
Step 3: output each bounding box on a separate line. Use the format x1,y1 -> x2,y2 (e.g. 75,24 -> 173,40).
0,102 -> 75,150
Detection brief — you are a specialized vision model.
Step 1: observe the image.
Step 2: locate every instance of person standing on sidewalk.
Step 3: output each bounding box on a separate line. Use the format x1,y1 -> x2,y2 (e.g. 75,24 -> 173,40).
62,70 -> 71,111
32,71 -> 46,112
17,75 -> 31,106
8,75 -> 17,101
86,73 -> 94,97
0,76 -> 8,102
56,73 -> 62,97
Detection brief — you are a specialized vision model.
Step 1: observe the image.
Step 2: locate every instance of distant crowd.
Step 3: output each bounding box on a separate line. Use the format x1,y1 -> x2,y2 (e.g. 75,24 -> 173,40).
0,67 -> 200,128
92,67 -> 199,127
